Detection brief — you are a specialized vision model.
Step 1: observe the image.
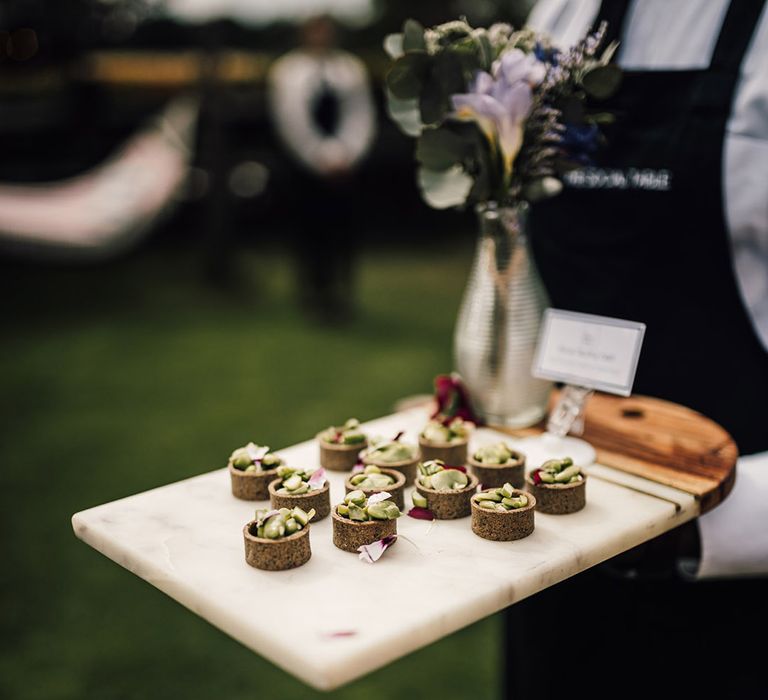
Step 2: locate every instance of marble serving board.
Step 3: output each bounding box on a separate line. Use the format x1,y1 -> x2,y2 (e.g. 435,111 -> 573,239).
72,407 -> 698,691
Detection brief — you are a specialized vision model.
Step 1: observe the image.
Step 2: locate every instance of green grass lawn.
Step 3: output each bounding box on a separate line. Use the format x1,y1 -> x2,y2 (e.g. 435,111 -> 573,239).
0,244 -> 502,700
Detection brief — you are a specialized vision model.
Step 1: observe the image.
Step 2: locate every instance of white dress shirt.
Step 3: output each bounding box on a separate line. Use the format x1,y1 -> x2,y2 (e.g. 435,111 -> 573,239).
529,0 -> 768,578
268,48 -> 376,176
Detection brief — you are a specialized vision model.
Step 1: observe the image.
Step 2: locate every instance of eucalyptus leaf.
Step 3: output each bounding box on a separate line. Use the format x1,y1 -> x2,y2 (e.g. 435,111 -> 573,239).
558,95 -> 585,124
416,127 -> 471,171
383,33 -> 404,59
419,75 -> 448,126
589,111 -> 616,124
524,176 -> 563,202
472,29 -> 494,71
466,123 -> 495,202
417,50 -> 466,125
385,89 -> 423,137
582,63 -> 622,99
386,52 -> 429,100
402,19 -> 426,52
600,40 -> 620,65
433,50 -> 467,95
418,165 -> 474,209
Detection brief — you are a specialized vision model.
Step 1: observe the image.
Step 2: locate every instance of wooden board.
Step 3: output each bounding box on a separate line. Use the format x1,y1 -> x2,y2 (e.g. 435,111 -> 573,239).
501,392 -> 738,513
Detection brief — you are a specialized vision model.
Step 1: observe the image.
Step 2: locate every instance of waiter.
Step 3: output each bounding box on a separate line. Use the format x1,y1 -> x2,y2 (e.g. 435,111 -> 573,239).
268,16 -> 376,320
506,1 -> 768,696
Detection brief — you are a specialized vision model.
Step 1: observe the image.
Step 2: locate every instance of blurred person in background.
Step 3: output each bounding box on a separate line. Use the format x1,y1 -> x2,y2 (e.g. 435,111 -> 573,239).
504,1 -> 768,697
268,14 -> 376,320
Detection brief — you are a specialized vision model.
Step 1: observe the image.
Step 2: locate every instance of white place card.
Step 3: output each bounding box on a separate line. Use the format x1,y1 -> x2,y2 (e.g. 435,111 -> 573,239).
532,309 -> 646,396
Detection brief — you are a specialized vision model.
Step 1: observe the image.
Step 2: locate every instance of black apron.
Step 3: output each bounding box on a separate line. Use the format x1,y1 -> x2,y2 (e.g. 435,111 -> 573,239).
529,0 -> 768,455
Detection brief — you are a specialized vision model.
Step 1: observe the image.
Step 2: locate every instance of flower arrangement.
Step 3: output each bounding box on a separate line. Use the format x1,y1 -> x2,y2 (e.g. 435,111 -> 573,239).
384,18 -> 620,208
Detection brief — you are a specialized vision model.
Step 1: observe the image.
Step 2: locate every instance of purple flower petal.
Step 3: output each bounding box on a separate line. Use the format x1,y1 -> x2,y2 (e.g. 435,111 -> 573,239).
407,507 -> 435,521
367,491 -> 392,505
452,93 -> 507,122
307,467 -> 327,490
494,49 -> 545,87
470,70 -> 494,95
357,535 -> 397,563
495,81 -> 532,122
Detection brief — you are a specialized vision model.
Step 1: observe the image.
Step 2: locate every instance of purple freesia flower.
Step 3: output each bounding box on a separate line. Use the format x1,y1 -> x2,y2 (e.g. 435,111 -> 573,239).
451,49 -> 546,175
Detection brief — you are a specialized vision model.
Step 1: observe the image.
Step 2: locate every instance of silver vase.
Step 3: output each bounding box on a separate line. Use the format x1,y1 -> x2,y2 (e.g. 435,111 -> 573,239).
453,202 -> 553,428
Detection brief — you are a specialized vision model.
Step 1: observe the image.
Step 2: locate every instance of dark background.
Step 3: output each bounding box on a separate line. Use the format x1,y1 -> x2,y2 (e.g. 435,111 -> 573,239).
1,1 -> 529,699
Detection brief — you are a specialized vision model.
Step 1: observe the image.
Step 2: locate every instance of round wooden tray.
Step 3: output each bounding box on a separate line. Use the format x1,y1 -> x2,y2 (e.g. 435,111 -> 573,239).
502,391 -> 737,514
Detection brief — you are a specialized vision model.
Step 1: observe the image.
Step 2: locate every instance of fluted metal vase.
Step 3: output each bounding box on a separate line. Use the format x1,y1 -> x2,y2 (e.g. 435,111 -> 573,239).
454,202 -> 553,428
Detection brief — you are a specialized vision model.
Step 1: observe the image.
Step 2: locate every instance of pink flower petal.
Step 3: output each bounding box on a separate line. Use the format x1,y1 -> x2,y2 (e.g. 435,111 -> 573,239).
307,467 -> 327,490
366,491 -> 392,505
357,535 -> 397,563
407,507 -> 435,521
444,465 -> 467,473
246,443 -> 270,462
351,462 -> 365,474
255,509 -> 281,526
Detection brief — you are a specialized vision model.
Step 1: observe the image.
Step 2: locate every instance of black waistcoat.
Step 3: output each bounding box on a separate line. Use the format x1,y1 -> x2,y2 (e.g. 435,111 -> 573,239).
529,0 -> 768,454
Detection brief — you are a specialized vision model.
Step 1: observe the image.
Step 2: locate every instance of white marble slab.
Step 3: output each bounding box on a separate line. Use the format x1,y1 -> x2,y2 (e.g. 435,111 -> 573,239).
72,407 -> 698,690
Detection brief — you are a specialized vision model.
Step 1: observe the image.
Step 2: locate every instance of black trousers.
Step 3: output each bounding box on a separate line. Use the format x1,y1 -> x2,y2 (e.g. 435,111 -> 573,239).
295,171 -> 355,318
504,555 -> 768,698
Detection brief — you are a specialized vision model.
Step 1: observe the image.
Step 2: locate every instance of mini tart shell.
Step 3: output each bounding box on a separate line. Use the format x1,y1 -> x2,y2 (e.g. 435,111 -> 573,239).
268,479 -> 331,520
331,506 -> 397,553
471,488 -> 536,541
418,435 -> 469,466
468,451 -> 526,489
344,468 -> 406,510
362,449 -> 420,484
243,520 -> 311,571
415,472 -> 479,519
229,463 -> 280,501
525,472 -> 587,514
317,432 -> 368,471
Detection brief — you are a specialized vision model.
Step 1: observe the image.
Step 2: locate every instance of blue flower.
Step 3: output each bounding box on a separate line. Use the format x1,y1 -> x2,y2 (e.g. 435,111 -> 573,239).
534,42 -> 559,65
562,123 -> 600,162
